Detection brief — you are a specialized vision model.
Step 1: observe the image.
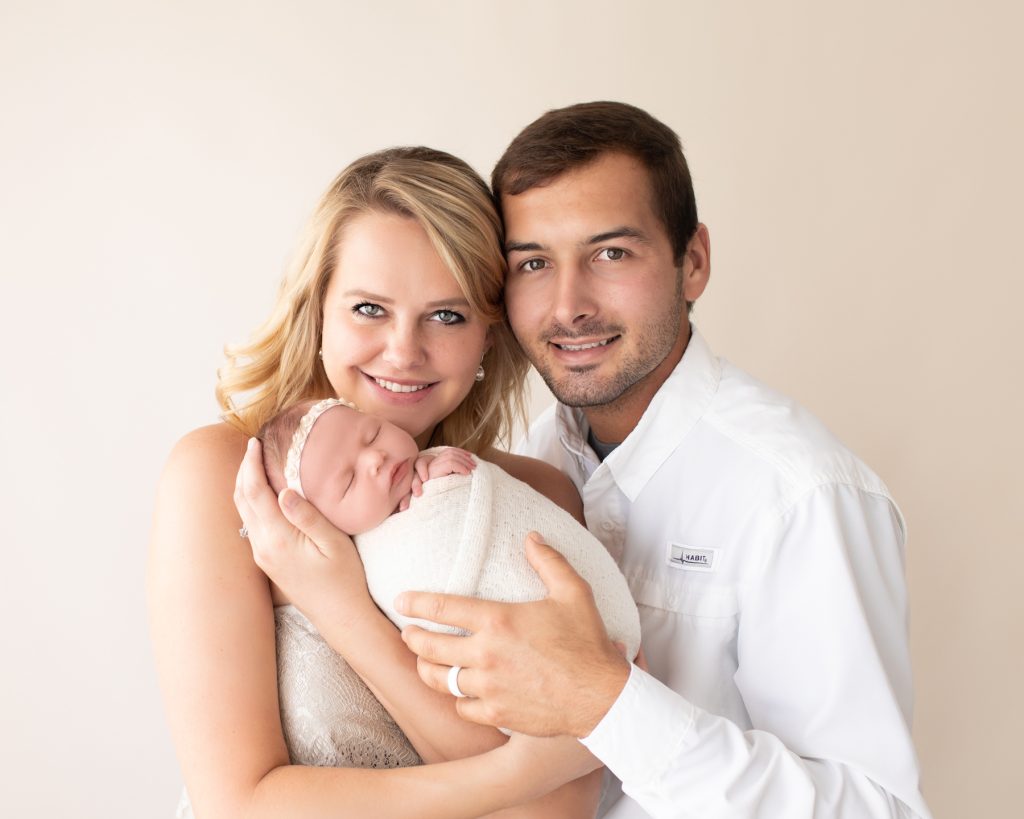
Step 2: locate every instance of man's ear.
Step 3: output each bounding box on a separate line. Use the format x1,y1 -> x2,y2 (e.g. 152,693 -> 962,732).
682,223 -> 711,304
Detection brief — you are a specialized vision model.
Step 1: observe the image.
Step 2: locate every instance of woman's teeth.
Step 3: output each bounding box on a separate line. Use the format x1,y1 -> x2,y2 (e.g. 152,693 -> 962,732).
374,378 -> 430,393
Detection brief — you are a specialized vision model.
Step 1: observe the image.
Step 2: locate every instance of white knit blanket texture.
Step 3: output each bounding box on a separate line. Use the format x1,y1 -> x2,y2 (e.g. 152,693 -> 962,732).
355,457 -> 641,660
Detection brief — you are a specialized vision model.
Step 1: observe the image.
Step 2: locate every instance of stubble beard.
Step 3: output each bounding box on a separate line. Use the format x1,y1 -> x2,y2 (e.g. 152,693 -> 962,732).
528,280 -> 687,410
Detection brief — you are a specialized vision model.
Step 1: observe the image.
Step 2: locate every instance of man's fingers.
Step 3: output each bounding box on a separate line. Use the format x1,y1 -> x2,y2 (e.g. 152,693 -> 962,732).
402,624 -> 472,666
415,655 -> 478,697
415,657 -> 499,728
394,591 -> 490,632
525,532 -> 591,599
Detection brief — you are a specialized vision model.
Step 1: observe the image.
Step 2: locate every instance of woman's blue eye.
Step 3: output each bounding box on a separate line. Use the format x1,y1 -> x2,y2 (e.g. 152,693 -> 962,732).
354,302 -> 383,317
432,309 -> 464,325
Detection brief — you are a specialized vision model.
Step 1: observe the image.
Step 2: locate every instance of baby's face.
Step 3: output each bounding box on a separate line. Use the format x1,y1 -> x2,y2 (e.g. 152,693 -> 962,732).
299,405 -> 419,534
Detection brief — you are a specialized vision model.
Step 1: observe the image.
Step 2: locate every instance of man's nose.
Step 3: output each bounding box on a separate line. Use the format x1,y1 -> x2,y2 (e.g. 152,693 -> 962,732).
382,321 -> 426,370
551,263 -> 598,328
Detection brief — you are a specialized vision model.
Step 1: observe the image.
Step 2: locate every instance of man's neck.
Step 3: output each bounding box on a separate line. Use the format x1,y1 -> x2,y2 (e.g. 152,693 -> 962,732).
582,323 -> 692,444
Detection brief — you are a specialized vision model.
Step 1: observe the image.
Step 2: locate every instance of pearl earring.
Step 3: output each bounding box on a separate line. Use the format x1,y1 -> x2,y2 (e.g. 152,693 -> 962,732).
318,349 -> 324,361
475,364 -> 485,382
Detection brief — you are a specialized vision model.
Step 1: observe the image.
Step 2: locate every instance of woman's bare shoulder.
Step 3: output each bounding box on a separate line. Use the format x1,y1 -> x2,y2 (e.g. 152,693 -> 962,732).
165,422 -> 249,478
173,422 -> 249,457
482,448 -> 584,524
151,423 -> 262,582
155,423 -> 250,532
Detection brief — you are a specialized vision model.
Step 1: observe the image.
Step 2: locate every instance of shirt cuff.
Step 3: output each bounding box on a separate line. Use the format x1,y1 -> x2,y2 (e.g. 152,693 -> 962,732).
580,663 -> 696,787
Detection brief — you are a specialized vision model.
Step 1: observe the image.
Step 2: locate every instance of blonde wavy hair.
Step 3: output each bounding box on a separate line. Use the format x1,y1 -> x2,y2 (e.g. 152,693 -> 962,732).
217,147 -> 528,453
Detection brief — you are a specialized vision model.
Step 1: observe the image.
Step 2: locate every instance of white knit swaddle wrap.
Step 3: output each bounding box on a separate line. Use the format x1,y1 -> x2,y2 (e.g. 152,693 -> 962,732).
355,458 -> 641,660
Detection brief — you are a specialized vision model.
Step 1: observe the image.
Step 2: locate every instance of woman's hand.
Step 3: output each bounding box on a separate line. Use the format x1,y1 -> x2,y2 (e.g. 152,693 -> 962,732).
500,733 -> 603,796
235,437 -> 377,634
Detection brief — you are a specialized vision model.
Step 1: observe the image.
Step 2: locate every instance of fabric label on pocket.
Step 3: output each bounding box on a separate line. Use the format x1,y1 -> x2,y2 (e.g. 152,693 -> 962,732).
667,543 -> 719,573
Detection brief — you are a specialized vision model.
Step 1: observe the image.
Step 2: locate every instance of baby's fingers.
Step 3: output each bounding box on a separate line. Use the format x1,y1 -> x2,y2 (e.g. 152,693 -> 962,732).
414,455 -> 433,483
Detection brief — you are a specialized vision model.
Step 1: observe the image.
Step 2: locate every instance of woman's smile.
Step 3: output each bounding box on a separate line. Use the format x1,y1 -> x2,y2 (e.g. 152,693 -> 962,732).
319,211 -> 489,446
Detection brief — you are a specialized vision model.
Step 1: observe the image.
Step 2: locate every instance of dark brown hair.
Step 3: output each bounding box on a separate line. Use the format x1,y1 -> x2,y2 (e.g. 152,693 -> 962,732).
492,101 -> 698,265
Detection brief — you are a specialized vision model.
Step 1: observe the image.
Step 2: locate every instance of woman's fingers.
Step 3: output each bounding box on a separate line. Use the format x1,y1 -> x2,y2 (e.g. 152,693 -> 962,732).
278,489 -> 349,559
237,439 -> 281,528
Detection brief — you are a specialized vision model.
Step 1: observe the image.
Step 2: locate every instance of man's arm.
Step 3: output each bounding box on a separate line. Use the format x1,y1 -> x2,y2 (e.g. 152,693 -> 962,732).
398,485 -> 932,819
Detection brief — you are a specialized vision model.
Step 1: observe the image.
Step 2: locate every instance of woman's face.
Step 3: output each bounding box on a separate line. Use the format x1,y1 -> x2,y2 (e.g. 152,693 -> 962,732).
320,211 -> 489,447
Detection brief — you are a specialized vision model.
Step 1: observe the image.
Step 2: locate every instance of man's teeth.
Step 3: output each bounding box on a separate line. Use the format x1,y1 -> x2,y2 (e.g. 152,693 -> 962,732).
375,378 -> 430,393
557,339 -> 612,351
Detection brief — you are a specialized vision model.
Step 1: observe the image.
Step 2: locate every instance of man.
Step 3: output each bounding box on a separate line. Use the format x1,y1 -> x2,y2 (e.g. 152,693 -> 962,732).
398,102 -> 933,818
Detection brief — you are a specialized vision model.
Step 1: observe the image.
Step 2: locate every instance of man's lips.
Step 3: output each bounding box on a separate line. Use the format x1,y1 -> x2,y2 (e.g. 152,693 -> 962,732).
548,334 -> 621,351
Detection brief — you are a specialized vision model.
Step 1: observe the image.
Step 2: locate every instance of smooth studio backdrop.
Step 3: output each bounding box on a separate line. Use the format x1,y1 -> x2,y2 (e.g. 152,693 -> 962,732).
1,2 -> 1020,817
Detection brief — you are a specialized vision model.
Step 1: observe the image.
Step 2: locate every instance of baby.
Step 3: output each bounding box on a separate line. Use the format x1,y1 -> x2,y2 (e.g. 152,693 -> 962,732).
260,396 -> 477,533
259,397 -> 640,657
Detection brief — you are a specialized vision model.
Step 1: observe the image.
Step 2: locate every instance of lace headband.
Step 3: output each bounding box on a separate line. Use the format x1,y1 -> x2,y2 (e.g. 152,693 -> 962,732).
283,397 -> 357,497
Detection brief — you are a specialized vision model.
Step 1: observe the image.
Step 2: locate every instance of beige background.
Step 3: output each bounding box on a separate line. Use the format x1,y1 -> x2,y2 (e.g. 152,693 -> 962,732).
1,2 -> 1020,817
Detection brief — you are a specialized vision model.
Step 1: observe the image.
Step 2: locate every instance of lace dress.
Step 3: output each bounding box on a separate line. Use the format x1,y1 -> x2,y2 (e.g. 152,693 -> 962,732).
175,605 -> 420,817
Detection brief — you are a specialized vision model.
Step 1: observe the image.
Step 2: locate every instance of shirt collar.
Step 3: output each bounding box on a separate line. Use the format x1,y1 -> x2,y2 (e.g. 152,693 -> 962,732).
555,326 -> 722,501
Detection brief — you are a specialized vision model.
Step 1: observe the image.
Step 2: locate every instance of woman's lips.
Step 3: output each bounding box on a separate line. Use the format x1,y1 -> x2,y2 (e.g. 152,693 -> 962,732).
362,372 -> 437,403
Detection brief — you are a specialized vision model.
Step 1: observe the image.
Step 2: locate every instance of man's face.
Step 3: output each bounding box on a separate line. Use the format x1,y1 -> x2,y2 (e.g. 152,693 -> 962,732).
503,152 -> 708,414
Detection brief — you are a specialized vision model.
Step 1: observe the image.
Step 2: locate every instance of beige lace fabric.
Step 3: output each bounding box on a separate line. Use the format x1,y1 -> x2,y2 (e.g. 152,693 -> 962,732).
175,604 -> 420,817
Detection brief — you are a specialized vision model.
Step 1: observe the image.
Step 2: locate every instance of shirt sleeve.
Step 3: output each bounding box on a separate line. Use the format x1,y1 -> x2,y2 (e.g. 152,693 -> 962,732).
580,483 -> 932,819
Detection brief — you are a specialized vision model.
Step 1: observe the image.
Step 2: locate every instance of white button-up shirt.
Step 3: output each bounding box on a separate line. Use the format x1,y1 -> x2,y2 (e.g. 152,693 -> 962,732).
517,328 -> 931,819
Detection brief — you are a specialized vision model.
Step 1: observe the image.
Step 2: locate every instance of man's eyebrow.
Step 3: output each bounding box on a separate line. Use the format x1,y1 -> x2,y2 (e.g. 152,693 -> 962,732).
505,227 -> 651,254
505,241 -> 543,254
586,226 -> 651,246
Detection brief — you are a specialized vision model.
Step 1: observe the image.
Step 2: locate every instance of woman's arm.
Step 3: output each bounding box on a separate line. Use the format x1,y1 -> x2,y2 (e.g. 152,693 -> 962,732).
235,437 -> 510,764
149,425 -> 598,819
234,440 -> 590,766
483,448 -> 587,525
236,439 -> 603,818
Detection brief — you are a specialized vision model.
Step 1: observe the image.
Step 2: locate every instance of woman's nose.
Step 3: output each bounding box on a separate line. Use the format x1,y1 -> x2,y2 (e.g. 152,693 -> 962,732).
382,323 -> 425,370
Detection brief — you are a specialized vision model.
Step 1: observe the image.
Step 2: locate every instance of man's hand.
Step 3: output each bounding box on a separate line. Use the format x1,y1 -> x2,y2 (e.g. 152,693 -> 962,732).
396,532 -> 631,738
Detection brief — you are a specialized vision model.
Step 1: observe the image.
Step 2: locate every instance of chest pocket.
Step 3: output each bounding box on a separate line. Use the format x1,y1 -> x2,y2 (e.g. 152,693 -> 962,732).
627,571 -> 739,619
624,568 -> 745,722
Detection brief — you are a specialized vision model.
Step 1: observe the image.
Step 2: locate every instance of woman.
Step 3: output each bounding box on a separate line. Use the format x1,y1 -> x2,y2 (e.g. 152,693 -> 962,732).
148,147 -> 601,818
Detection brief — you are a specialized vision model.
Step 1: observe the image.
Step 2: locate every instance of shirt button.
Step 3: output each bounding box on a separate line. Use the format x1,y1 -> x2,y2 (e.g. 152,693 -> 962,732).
601,521 -> 615,531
